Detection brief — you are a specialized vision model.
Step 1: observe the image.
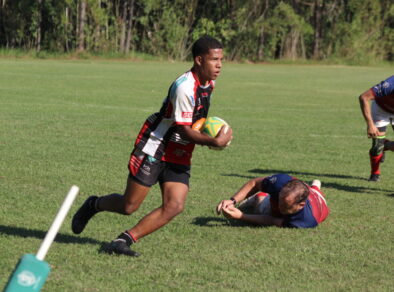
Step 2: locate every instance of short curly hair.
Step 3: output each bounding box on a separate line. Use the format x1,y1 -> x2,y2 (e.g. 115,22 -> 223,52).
192,35 -> 223,58
279,179 -> 310,204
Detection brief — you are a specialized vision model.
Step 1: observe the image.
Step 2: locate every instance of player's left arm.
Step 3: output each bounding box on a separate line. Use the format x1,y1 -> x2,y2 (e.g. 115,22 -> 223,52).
178,124 -> 232,148
172,84 -> 232,147
222,205 -> 284,227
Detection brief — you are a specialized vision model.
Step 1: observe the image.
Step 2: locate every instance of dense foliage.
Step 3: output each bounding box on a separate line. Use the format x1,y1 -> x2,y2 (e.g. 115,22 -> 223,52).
1,0 -> 393,62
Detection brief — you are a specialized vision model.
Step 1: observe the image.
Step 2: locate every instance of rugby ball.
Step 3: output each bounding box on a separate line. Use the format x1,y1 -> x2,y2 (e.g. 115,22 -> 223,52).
202,117 -> 231,150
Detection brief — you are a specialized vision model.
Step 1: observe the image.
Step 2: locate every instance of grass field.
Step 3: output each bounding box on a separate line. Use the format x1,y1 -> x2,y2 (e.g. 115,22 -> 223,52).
1,58 -> 393,291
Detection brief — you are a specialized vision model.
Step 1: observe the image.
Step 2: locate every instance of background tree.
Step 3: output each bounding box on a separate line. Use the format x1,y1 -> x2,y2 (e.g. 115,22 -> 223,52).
0,0 -> 392,63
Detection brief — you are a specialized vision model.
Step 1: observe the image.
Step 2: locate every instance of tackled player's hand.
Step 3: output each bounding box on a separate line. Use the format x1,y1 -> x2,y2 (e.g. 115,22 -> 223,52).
222,205 -> 243,220
216,199 -> 234,215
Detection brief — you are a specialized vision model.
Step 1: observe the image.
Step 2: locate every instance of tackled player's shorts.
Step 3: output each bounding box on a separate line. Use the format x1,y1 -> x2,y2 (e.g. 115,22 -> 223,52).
128,148 -> 190,187
372,101 -> 394,128
256,193 -> 272,215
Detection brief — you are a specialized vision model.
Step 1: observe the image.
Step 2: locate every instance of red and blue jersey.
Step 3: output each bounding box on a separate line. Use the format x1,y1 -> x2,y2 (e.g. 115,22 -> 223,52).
260,174 -> 329,228
371,75 -> 394,114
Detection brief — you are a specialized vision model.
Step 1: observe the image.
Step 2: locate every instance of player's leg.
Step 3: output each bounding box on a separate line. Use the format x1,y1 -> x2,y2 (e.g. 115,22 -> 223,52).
384,118 -> 394,152
128,182 -> 188,239
71,177 -> 151,234
105,182 -> 188,257
71,149 -> 157,234
104,162 -> 190,256
96,177 -> 150,214
254,193 -> 271,215
368,102 -> 389,182
311,179 -> 321,189
369,129 -> 386,181
384,139 -> 394,151
238,194 -> 258,211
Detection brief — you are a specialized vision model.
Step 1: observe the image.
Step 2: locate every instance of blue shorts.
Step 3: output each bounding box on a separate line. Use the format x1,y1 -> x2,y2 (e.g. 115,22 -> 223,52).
128,148 -> 190,187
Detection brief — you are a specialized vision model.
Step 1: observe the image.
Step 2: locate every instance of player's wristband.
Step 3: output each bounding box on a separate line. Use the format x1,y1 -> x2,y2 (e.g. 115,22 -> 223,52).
230,198 -> 237,205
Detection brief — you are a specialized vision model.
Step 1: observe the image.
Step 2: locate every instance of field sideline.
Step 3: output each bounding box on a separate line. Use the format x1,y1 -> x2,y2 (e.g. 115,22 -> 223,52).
0,59 -> 393,291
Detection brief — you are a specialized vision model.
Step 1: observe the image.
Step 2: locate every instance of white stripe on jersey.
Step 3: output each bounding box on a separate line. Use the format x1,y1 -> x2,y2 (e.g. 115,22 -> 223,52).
142,119 -> 172,157
310,188 -> 327,205
170,132 -> 189,145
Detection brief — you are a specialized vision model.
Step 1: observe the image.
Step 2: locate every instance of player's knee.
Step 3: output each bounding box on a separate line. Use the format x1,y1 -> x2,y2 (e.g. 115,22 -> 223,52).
123,203 -> 140,215
370,138 -> 385,156
163,201 -> 185,218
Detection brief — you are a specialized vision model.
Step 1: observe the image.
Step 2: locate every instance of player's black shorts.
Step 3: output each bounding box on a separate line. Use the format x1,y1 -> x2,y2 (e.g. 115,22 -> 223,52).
128,148 -> 190,187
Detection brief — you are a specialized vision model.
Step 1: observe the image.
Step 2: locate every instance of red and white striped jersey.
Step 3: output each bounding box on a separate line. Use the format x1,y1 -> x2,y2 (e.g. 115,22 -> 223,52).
134,70 -> 214,165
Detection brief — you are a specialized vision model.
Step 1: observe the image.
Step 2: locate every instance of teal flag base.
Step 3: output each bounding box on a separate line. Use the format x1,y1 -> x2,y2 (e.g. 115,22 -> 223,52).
4,254 -> 50,292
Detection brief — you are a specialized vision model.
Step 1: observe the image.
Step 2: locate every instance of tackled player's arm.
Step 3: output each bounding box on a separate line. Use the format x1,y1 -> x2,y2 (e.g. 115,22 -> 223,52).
216,177 -> 265,214
222,206 -> 284,227
240,214 -> 284,227
231,177 -> 265,203
177,124 -> 232,148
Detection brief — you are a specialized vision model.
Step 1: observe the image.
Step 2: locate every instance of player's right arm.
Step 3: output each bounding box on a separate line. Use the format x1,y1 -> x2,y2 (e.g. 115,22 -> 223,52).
359,89 -> 383,138
216,177 -> 264,214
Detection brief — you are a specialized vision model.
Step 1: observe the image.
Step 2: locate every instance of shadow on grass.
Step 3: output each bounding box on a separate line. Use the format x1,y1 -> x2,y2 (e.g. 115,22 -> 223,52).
222,168 -> 394,194
0,224 -> 105,245
251,168 -> 366,181
192,216 -> 259,228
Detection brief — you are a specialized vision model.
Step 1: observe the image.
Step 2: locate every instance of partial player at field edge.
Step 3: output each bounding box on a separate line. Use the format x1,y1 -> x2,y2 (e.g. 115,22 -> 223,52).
359,75 -> 394,182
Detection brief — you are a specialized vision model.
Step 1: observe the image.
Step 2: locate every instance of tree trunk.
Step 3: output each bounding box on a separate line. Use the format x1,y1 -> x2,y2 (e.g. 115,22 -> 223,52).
119,0 -> 127,52
124,0 -> 135,54
77,0 -> 87,52
312,0 -> 324,59
36,0 -> 42,52
65,7 -> 69,52
257,0 -> 269,60
257,26 -> 265,60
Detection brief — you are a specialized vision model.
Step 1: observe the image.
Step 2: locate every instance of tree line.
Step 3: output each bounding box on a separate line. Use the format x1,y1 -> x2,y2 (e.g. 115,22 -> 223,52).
0,0 -> 393,62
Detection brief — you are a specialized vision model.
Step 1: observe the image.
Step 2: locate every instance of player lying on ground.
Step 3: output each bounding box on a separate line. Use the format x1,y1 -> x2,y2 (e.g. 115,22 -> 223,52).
359,75 -> 394,182
216,173 -> 329,228
71,36 -> 232,257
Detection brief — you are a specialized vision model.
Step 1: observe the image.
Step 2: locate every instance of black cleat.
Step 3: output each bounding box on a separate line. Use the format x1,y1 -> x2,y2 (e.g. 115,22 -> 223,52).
368,174 -> 380,182
71,196 -> 98,234
104,239 -> 140,257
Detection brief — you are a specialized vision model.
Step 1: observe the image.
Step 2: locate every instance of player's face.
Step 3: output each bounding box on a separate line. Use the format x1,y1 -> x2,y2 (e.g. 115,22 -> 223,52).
199,48 -> 223,83
278,195 -> 305,215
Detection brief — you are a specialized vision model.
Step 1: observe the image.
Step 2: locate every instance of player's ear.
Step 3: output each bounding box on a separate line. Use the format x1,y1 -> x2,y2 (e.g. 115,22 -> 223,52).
194,55 -> 203,66
298,201 -> 306,210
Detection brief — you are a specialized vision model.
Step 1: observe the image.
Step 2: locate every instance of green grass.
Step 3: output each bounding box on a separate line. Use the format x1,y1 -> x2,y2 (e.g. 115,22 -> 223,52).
1,59 -> 393,291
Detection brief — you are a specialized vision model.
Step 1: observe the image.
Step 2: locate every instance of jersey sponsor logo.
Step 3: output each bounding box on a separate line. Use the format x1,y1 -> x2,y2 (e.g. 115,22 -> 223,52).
374,85 -> 382,95
269,175 -> 277,184
173,148 -> 186,157
182,112 -> 193,118
383,81 -> 390,88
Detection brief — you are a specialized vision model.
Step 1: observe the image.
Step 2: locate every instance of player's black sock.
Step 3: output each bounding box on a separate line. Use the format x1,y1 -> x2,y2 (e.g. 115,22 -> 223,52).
88,196 -> 96,209
90,197 -> 106,213
116,231 -> 136,246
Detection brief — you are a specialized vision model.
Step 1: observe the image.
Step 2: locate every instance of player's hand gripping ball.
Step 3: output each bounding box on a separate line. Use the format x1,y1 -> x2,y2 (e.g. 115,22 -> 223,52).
202,117 -> 231,150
